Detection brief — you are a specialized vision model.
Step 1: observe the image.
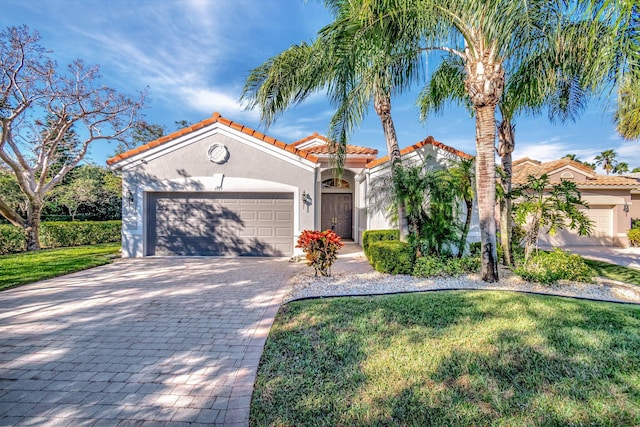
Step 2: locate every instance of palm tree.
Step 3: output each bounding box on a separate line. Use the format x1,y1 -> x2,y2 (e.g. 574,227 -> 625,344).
241,6 -> 421,241
594,149 -> 617,174
417,16 -> 597,268
613,162 -> 629,174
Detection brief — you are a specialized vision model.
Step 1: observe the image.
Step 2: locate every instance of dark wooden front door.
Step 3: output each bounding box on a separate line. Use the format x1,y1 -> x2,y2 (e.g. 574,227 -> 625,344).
321,193 -> 352,239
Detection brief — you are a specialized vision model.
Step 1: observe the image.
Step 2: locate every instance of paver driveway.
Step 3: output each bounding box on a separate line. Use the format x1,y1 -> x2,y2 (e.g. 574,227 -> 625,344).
0,257 -> 302,426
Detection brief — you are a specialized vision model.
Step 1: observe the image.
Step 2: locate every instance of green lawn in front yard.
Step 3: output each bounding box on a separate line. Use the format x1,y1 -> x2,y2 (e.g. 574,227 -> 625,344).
251,291 -> 640,426
584,258 -> 640,286
0,243 -> 121,291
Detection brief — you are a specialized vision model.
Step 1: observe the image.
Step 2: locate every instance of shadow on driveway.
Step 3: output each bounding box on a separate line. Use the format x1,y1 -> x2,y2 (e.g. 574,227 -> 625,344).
0,257 -> 303,426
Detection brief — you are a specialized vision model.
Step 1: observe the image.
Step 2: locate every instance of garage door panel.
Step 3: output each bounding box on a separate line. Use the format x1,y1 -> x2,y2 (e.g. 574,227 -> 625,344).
148,192 -> 293,256
539,206 -> 613,246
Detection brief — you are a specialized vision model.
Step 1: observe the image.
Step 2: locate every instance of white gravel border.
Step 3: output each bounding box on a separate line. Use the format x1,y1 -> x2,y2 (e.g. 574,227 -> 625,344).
285,268 -> 640,304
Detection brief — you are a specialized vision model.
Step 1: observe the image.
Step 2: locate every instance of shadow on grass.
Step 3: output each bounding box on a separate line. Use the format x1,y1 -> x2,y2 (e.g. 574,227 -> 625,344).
585,259 -> 640,286
251,291 -> 640,426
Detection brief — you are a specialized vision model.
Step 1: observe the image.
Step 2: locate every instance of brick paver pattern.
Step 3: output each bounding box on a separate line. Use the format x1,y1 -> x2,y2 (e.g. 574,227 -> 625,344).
0,257 -> 303,426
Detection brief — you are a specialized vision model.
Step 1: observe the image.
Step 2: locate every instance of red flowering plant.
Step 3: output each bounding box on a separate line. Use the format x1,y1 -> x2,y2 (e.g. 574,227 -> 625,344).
296,229 -> 344,277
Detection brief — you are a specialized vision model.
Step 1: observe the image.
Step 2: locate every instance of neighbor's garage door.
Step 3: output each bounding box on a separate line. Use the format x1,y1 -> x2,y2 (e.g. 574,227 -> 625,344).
147,192 -> 294,256
540,206 -> 613,246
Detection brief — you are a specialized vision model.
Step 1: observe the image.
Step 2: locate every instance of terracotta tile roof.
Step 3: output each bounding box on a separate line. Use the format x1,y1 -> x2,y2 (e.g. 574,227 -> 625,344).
513,157 -> 640,187
290,132 -> 378,156
107,112 -> 319,166
366,136 -> 473,169
512,157 -> 541,167
539,158 -> 597,176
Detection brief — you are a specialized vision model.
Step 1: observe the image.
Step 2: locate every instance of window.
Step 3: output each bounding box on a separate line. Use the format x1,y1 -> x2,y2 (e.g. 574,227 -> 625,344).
322,178 -> 350,189
560,172 -> 574,180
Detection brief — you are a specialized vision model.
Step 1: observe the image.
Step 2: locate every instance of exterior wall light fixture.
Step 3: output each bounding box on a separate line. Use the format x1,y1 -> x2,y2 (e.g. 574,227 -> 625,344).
302,191 -> 312,206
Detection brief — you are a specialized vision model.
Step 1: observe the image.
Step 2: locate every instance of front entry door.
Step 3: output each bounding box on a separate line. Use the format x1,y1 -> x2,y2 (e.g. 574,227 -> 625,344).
321,193 -> 352,239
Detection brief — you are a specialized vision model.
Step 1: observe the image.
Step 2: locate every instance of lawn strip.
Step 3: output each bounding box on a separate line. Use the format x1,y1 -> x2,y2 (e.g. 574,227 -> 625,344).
251,291 -> 640,426
0,243 -> 121,291
584,258 -> 640,286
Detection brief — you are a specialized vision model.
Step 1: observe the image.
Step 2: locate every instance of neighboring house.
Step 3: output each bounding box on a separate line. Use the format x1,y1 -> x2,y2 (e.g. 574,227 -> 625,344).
107,112 -> 475,257
513,157 -> 640,247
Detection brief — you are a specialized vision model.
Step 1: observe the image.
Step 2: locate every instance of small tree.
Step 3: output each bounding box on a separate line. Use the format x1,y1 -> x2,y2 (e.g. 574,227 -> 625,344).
369,163 -> 463,257
513,174 -> 593,261
0,26 -> 143,250
55,176 -> 99,221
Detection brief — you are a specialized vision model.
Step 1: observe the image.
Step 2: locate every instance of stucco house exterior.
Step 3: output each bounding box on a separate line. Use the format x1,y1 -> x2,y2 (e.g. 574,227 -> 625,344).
512,157 -> 640,247
107,112 -> 476,257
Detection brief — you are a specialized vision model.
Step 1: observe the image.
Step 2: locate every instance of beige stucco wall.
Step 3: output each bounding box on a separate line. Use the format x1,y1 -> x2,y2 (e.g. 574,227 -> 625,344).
547,169 -> 589,183
119,130 -> 317,257
630,193 -> 640,221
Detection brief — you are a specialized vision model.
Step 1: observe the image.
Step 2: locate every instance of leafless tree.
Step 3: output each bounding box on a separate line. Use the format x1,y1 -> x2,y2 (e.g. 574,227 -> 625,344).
0,25 -> 144,250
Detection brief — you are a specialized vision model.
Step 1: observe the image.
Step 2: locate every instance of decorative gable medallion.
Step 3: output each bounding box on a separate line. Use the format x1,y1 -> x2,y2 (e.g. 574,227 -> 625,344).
208,144 -> 229,164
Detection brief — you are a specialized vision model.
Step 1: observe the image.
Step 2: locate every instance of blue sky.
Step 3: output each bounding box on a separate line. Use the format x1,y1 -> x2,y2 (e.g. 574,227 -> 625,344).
3,0 -> 638,171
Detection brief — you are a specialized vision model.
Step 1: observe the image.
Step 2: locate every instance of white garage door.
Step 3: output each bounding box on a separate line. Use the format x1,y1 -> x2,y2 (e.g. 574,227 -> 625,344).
147,192 -> 294,256
540,206 -> 613,246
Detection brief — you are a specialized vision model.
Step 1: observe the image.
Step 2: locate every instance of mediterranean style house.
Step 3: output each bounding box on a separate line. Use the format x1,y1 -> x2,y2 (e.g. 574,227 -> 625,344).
512,157 -> 640,247
107,112 -> 476,257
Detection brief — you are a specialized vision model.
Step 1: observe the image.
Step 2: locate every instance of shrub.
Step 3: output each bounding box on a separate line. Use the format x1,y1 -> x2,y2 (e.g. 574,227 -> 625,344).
631,218 -> 640,230
40,221 -> 121,248
468,242 -> 481,256
368,240 -> 415,275
514,248 -> 595,285
413,255 -> 480,277
0,225 -> 26,255
629,228 -> 640,247
296,230 -> 344,276
412,256 -> 446,277
362,229 -> 399,260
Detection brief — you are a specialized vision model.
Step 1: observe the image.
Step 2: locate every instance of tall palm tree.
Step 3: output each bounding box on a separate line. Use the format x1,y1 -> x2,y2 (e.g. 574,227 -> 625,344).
414,4 -> 601,270
359,0 -> 584,281
594,149 -> 618,174
241,6 -> 422,241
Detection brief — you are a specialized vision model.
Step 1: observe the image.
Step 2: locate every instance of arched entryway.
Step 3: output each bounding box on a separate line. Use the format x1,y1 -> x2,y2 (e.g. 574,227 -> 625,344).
320,170 -> 354,239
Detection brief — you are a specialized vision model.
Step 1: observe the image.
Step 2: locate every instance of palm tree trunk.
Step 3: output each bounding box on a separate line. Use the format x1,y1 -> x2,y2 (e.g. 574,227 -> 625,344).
497,119 -> 515,267
458,199 -> 473,257
475,105 -> 499,282
374,93 -> 409,242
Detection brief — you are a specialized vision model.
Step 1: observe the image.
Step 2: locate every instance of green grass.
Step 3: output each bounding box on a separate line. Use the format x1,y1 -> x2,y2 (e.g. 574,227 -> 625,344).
251,291 -> 640,426
584,258 -> 640,286
0,243 -> 121,291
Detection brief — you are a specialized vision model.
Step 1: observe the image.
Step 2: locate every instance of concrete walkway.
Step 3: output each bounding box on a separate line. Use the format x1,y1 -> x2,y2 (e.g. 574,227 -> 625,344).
0,257 -> 304,426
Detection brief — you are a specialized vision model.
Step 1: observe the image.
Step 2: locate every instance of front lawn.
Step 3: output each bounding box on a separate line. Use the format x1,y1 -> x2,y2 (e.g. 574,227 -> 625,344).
584,258 -> 640,286
0,243 -> 121,291
251,291 -> 640,426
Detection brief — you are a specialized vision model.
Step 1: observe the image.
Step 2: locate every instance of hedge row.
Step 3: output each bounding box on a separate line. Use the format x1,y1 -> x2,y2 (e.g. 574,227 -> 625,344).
0,221 -> 121,255
367,240 -> 415,275
362,229 -> 399,259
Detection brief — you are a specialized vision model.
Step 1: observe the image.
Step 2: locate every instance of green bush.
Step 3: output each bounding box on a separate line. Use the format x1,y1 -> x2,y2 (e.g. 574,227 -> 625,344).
413,255 -> 480,277
514,248 -> 595,285
40,221 -> 121,248
0,225 -> 26,255
368,240 -> 415,275
631,218 -> 640,230
628,228 -> 640,247
362,229 -> 399,259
